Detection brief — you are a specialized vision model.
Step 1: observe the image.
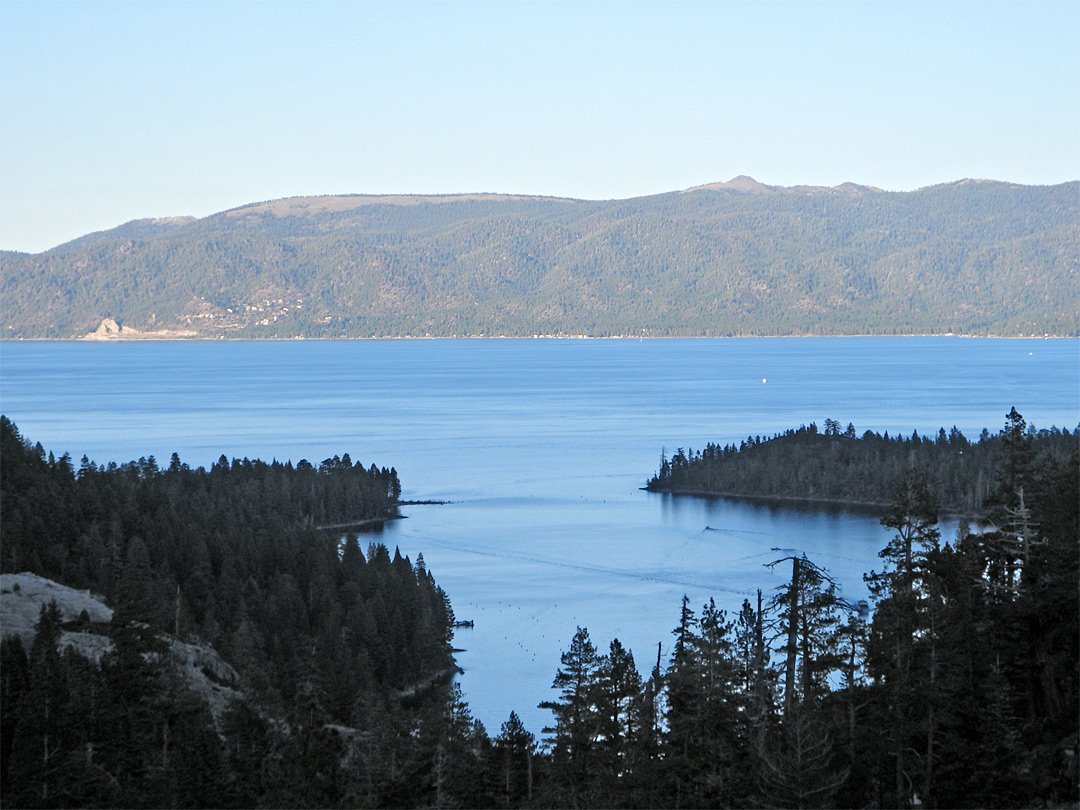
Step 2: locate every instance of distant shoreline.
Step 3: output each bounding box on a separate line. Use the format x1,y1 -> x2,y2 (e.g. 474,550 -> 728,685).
2,333 -> 1075,343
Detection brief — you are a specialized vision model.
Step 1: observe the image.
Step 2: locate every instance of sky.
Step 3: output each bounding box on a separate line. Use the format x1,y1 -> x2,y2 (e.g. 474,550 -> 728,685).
1,1 -> 1077,253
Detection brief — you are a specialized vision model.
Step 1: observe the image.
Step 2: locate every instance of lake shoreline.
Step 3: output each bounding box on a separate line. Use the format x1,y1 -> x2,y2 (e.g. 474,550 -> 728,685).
2,333 -> 1075,343
644,487 -> 984,520
316,515 -> 404,531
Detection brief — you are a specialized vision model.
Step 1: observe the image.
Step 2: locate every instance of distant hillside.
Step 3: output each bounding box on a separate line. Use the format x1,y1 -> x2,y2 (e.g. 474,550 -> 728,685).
2,177 -> 1077,338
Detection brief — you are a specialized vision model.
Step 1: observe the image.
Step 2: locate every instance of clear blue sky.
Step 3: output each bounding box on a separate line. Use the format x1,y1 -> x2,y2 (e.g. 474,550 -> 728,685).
1,0 -> 1077,253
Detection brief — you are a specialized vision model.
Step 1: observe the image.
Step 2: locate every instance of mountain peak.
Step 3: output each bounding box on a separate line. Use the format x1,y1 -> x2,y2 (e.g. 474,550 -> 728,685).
724,175 -> 770,192
684,177 -> 886,196
834,181 -> 883,194
684,176 -> 773,194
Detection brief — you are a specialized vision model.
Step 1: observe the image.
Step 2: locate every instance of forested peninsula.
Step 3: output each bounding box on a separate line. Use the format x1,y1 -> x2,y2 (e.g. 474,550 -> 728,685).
647,408 -> 1078,515
2,412 -> 1077,808
0,417 -> 460,807
2,178 -> 1077,339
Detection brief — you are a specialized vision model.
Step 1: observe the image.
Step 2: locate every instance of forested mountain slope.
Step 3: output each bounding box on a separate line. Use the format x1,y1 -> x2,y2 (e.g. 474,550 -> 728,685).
2,178 -> 1077,338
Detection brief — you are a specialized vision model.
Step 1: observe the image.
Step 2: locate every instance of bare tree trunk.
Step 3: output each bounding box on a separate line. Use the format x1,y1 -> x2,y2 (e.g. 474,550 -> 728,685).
784,559 -> 801,717
801,616 -> 812,705
435,743 -> 445,807
847,624 -> 857,759
527,748 -> 533,801
924,587 -> 938,803
755,589 -> 768,756
42,730 -> 49,802
174,584 -> 182,637
894,633 -> 905,806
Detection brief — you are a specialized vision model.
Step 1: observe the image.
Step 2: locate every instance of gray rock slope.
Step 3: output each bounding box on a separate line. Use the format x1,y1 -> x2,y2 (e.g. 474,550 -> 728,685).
1,572 -> 242,721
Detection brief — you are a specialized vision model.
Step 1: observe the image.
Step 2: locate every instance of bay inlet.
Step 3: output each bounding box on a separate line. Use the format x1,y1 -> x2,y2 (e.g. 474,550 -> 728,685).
1,336 -> 1076,733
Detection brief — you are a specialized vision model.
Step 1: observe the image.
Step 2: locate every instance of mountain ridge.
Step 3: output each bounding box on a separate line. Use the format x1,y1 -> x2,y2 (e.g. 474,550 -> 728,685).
2,177 -> 1076,338
34,176 -> 1057,255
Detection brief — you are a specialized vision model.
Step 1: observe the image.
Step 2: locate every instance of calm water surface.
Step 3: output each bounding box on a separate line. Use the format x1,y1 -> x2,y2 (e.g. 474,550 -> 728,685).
1,338 -> 1077,733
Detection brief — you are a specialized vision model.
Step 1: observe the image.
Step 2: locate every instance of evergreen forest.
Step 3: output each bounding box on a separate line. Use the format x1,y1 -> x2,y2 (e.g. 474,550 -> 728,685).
1,410 -> 1077,808
2,179 -> 1077,339
647,408 -> 1078,515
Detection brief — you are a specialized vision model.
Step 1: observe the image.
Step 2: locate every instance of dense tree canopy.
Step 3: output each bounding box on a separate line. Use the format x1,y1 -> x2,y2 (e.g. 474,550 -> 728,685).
647,413 -> 1077,515
543,415 -> 1077,808
2,411 -> 1076,808
0,414 -> 455,695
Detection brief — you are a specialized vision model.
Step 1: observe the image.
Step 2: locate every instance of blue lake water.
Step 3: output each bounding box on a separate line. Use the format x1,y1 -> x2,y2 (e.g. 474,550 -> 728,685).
1,337 -> 1077,734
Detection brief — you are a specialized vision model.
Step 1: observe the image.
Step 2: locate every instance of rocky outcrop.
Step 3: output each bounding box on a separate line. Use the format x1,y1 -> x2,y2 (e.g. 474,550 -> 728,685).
93,317 -> 123,337
165,636 -> 243,720
82,318 -> 198,340
0,572 -> 242,720
0,572 -> 113,649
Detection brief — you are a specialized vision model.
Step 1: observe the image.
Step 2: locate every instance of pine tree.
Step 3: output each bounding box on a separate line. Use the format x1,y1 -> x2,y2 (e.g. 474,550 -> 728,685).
494,711 -> 536,807
759,702 -> 849,809
735,590 -> 775,758
594,638 -> 643,780
539,626 -> 603,796
864,470 -> 942,807
770,556 -> 843,713
7,603 -> 69,806
0,636 -> 29,794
